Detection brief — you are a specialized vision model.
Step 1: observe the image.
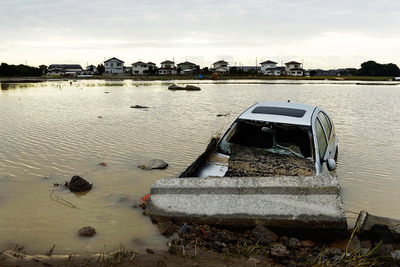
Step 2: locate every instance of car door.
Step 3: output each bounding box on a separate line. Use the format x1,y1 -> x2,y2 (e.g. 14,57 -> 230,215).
317,111 -> 337,161
313,109 -> 338,174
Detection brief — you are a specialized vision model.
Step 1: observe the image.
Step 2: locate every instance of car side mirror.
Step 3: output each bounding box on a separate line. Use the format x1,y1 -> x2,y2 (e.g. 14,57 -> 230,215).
327,158 -> 337,171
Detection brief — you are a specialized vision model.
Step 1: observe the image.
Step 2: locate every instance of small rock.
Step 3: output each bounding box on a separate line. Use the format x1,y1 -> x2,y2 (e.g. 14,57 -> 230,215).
66,175 -> 92,192
279,236 -> 289,243
157,222 -> 175,236
270,244 -> 289,259
391,250 -> 400,259
300,240 -> 315,247
323,247 -> 343,259
245,256 -> 260,267
251,225 -> 278,244
146,248 -> 154,254
287,237 -> 301,250
347,235 -> 361,252
370,224 -> 394,244
79,226 -> 96,237
138,159 -> 168,170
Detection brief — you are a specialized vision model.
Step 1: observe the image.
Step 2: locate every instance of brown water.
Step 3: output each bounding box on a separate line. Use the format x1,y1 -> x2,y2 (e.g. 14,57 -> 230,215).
0,80 -> 399,254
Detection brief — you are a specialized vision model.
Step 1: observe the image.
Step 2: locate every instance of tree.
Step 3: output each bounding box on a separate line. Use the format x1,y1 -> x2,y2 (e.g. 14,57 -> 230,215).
201,67 -> 212,75
359,61 -> 400,76
0,63 -> 42,77
96,64 -> 105,75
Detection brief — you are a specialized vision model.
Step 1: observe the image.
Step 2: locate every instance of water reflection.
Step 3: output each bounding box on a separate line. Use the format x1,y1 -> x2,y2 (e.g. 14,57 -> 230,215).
0,80 -> 399,254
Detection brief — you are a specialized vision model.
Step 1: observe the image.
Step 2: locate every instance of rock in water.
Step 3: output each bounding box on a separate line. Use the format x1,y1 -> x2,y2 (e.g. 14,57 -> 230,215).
138,159 -> 168,170
79,226 -> 96,237
130,105 -> 148,109
67,175 -> 92,192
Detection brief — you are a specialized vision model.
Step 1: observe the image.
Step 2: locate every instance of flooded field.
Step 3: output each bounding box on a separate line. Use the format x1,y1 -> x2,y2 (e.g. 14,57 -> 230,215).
0,79 -> 399,254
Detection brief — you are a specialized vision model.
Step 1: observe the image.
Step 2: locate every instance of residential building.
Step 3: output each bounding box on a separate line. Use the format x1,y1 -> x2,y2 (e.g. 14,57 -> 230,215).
47,64 -> 83,75
285,61 -> 304,76
260,60 -> 281,75
177,61 -> 199,74
212,60 -> 229,74
39,65 -> 48,74
131,61 -> 148,75
85,65 -> 97,74
104,57 -> 124,74
158,60 -> 177,75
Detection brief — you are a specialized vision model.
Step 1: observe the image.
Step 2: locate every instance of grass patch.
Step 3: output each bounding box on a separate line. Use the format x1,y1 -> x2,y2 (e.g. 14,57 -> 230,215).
235,241 -> 261,258
97,243 -> 138,265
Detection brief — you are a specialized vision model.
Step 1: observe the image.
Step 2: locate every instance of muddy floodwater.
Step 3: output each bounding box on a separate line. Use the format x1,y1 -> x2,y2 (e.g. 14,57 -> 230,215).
0,79 -> 399,254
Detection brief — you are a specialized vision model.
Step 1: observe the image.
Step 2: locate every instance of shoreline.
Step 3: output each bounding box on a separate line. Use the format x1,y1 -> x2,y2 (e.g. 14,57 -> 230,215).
2,210 -> 400,266
0,75 -> 399,84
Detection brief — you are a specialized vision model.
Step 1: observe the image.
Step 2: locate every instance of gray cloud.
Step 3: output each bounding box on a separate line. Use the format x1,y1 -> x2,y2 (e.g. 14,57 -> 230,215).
1,0 -> 400,68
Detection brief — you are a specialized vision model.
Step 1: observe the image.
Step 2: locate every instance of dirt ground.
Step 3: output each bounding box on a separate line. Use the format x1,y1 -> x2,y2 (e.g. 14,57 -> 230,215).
3,221 -> 400,267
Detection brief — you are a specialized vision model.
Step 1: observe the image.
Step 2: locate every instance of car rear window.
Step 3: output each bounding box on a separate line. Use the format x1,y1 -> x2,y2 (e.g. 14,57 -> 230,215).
251,107 -> 306,118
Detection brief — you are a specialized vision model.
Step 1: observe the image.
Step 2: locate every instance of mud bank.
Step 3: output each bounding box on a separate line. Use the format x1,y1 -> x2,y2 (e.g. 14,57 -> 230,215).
3,211 -> 400,266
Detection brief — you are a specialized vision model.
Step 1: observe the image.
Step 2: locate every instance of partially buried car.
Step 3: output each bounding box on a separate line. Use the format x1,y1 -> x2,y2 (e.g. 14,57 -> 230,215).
193,101 -> 338,178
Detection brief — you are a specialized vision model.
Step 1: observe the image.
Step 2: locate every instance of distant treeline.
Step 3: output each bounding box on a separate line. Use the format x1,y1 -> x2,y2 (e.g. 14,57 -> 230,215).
0,63 -> 42,77
359,61 -> 400,77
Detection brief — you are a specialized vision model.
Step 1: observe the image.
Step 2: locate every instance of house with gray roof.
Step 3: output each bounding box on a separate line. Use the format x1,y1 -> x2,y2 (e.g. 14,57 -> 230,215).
212,60 -> 229,74
104,57 -> 124,74
260,60 -> 281,75
177,61 -> 199,74
131,61 -> 148,75
48,64 -> 83,75
285,61 -> 304,76
158,60 -> 177,75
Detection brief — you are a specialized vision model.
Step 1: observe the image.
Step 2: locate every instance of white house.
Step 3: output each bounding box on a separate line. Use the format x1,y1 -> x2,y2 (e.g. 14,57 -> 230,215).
104,57 -> 124,74
158,60 -> 177,75
285,61 -> 304,76
131,61 -> 148,75
213,60 -> 229,74
260,60 -> 281,75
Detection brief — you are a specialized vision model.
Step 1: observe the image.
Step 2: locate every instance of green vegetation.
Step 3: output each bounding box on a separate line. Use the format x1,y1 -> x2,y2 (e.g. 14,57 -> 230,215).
0,63 -> 42,77
359,61 -> 400,77
235,241 -> 261,258
96,64 -> 105,75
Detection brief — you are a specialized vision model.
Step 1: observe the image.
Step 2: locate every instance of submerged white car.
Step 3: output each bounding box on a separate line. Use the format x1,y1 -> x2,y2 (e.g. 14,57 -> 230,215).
194,101 -> 338,177
148,102 -> 346,232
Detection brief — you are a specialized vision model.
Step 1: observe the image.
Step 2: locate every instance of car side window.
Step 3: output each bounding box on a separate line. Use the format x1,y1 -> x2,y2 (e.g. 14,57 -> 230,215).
316,119 -> 328,159
318,112 -> 332,139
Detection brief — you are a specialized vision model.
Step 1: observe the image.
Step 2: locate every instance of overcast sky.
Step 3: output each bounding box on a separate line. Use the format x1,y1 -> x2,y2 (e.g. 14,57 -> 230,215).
1,0 -> 399,69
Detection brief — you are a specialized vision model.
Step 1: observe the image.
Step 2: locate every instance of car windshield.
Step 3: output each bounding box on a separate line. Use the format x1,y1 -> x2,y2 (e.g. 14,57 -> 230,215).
218,120 -> 313,159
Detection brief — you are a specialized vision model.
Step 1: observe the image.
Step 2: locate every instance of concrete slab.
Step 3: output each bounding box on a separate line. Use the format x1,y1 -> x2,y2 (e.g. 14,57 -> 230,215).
145,175 -> 347,231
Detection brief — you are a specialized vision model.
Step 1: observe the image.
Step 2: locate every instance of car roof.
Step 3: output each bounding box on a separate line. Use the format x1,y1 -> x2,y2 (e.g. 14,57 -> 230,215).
238,102 -> 317,126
